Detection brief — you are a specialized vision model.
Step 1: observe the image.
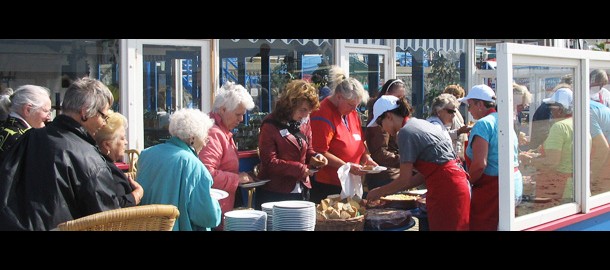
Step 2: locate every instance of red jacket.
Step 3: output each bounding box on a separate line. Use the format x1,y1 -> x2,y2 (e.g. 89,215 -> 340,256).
257,113 -> 316,193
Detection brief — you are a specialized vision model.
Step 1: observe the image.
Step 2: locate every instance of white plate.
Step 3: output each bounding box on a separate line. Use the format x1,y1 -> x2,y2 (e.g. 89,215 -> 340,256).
404,189 -> 427,196
210,188 -> 229,200
360,166 -> 387,174
239,179 -> 271,189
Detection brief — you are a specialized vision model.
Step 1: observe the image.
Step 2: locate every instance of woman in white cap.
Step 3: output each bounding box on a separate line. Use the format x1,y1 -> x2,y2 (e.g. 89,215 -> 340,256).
460,84 -> 522,231
531,88 -> 590,204
366,95 -> 470,231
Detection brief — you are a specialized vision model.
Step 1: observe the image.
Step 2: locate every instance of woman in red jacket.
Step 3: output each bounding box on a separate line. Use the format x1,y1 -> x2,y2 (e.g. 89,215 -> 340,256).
256,80 -> 328,209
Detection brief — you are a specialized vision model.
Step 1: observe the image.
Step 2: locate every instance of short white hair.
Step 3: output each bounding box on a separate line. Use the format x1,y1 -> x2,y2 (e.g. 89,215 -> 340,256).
212,81 -> 255,112
169,108 -> 214,144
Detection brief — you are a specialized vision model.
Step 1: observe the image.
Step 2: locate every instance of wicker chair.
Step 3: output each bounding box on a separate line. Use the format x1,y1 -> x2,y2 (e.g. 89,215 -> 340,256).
124,149 -> 140,173
56,204 -> 180,231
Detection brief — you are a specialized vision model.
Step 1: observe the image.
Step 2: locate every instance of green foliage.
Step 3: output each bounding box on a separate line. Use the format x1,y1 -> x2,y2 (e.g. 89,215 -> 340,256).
424,54 -> 460,118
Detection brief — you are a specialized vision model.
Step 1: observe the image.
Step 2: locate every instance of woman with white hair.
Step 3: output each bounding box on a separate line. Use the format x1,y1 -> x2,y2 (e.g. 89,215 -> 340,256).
0,85 -> 52,156
137,108 -> 221,231
198,81 -> 255,229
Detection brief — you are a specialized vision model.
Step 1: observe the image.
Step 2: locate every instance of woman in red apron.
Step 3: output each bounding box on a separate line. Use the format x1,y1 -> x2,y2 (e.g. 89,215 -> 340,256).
366,95 -> 470,231
460,84 -> 505,231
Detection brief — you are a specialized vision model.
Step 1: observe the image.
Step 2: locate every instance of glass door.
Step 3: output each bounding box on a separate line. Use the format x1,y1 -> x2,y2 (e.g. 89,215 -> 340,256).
124,39 -> 211,150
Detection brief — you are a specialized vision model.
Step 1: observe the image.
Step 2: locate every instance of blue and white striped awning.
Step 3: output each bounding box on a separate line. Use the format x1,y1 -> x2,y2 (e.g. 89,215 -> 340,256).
396,39 -> 466,53
230,39 -> 331,46
344,39 -> 388,46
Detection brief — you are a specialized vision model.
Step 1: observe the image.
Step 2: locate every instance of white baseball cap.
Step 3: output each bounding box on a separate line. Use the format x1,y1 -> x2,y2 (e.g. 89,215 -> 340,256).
367,95 -> 400,127
543,88 -> 573,109
459,84 -> 496,103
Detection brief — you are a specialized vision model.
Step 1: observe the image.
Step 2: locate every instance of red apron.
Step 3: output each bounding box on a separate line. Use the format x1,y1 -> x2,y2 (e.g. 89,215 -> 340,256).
414,159 -> 471,231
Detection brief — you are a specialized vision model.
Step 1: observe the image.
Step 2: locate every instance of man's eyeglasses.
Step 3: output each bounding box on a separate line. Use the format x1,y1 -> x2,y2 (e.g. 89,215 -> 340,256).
98,110 -> 110,122
445,108 -> 456,114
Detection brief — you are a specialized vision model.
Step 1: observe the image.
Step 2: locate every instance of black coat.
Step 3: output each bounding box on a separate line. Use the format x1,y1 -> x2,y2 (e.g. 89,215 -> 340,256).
0,115 -> 121,230
103,154 -> 136,207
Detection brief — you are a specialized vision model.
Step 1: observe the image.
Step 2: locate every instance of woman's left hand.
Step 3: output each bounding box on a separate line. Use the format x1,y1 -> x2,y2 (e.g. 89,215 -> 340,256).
128,174 -> 144,205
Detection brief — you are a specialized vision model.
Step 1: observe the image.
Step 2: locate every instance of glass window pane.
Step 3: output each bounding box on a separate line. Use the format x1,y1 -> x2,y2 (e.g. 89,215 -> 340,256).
142,45 -> 202,148
516,65 -> 576,216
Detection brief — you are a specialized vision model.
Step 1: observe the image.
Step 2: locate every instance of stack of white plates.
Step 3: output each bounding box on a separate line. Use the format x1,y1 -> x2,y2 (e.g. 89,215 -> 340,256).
224,209 -> 267,231
272,200 -> 316,231
261,202 -> 279,231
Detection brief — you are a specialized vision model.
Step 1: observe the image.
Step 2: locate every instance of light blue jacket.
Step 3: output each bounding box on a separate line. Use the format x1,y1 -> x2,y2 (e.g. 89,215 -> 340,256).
137,137 -> 221,231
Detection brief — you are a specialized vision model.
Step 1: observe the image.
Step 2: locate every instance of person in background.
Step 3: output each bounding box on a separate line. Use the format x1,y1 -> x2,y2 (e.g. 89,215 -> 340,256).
198,82 -> 255,229
532,88 -> 591,204
512,83 -> 532,133
442,85 -> 470,160
311,66 -> 331,101
137,108 -> 221,231
366,95 -> 470,230
528,82 -> 571,151
589,99 -> 610,193
309,65 -> 376,203
0,85 -> 52,157
0,87 -> 14,121
365,79 -> 405,190
590,69 -> 610,108
0,77 -> 119,230
460,84 -> 522,231
426,93 -> 460,147
256,80 -> 328,209
93,110 -> 143,207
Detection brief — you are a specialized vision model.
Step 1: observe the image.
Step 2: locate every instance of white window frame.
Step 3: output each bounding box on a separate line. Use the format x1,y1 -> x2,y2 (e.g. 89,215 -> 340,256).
496,43 -> 610,230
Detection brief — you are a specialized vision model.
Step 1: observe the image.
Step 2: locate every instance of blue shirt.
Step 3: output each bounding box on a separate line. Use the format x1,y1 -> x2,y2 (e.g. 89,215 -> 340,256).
138,137 -> 222,231
590,100 -> 610,140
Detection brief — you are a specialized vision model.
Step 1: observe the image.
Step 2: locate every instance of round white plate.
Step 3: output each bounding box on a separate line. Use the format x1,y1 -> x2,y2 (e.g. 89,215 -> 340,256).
360,166 -> 387,174
210,188 -> 229,200
239,179 -> 271,189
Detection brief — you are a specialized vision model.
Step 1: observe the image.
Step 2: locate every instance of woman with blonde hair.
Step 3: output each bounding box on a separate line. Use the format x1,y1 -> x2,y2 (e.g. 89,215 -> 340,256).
94,111 -> 144,207
256,80 -> 328,208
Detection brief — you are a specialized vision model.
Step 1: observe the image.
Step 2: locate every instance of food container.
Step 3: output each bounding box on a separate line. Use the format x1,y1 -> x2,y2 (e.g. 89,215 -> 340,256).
364,209 -> 412,230
380,194 -> 419,210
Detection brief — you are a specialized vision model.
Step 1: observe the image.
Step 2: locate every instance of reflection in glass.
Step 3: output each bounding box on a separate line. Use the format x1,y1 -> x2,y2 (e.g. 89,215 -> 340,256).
589,68 -> 610,196
515,65 -> 577,217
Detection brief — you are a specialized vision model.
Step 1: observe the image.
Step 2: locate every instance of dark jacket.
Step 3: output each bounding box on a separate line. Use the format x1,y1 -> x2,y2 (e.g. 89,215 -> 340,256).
257,113 -> 316,194
0,115 -> 29,160
365,99 -> 401,186
103,154 -> 136,207
0,115 -> 121,230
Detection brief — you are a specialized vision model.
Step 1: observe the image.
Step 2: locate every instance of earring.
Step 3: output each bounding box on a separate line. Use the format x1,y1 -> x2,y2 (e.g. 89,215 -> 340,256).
81,115 -> 88,122
107,150 -> 110,155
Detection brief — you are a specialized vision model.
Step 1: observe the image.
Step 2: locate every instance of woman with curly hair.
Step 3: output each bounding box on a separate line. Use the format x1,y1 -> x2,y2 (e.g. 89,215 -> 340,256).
256,80 -> 328,209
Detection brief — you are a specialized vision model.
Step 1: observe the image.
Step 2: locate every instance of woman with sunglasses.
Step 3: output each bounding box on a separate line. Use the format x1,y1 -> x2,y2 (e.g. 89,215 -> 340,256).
366,95 -> 470,231
426,93 -> 460,148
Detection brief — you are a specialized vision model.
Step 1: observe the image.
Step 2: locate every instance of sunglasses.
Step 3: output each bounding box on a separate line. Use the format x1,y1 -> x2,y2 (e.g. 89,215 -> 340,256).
445,108 -> 456,114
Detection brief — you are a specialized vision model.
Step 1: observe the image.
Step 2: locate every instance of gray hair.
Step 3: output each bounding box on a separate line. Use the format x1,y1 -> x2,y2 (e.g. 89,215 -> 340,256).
212,81 -> 255,112
0,85 -> 51,121
590,69 -> 609,86
430,93 -> 458,116
328,65 -> 369,103
169,108 -> 214,144
62,77 -> 114,118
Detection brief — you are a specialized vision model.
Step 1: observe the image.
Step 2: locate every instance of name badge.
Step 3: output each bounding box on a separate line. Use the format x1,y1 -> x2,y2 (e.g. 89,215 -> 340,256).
353,134 -> 361,141
280,129 -> 290,137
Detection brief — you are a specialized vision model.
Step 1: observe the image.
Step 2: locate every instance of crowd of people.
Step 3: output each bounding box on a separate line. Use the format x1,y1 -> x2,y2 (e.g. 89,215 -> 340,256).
0,66 -> 608,231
